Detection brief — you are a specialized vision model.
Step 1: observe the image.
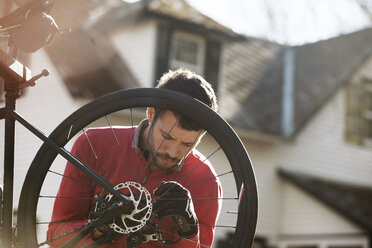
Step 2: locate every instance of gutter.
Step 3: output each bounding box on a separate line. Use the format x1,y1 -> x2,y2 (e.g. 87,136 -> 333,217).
282,47 -> 295,137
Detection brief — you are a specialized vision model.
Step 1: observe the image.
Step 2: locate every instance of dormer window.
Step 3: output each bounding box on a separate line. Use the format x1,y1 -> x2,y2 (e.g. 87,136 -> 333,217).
345,79 -> 372,145
169,31 -> 205,75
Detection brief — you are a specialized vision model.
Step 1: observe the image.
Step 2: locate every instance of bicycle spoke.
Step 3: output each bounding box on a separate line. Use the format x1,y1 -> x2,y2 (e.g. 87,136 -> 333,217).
180,146 -> 221,183
39,195 -> 94,200
130,108 -> 139,181
184,170 -> 233,187
155,145 -> 222,200
37,219 -> 87,225
169,130 -> 204,182
37,223 -> 88,247
48,169 -> 98,188
105,115 -> 135,179
157,228 -> 208,248
158,221 -> 238,230
82,128 -> 99,161
154,197 -> 238,201
81,127 -> 107,195
199,224 -> 237,229
136,119 -> 179,181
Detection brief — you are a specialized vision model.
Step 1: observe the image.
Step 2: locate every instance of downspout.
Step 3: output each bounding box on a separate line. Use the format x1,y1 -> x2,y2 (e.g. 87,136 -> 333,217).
282,47 -> 295,137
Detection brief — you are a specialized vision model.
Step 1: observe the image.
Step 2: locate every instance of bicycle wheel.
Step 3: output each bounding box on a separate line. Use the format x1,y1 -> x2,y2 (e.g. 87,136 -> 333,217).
17,88 -> 257,248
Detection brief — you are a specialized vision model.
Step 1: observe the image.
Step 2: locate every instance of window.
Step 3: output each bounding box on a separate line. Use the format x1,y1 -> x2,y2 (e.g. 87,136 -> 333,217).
169,31 -> 205,75
345,79 -> 372,145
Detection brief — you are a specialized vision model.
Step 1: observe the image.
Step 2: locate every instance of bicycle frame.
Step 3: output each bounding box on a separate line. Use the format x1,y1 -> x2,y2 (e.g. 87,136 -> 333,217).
0,50 -> 134,248
1,48 -> 28,248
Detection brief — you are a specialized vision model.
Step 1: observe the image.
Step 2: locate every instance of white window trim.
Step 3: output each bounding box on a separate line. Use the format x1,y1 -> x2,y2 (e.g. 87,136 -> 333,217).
169,31 -> 206,75
363,136 -> 372,147
363,80 -> 372,143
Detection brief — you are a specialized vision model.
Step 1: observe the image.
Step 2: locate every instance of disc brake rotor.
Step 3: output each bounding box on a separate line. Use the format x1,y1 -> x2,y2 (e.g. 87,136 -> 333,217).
106,181 -> 152,234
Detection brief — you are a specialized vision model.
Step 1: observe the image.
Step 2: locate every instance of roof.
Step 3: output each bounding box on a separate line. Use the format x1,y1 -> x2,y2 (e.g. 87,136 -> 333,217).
145,0 -> 236,37
45,0 -> 139,99
45,0 -> 238,99
90,0 -> 239,39
279,168 -> 372,232
219,38 -> 284,135
49,0 -> 121,30
46,1 -> 372,131
46,29 -> 138,99
220,28 -> 372,138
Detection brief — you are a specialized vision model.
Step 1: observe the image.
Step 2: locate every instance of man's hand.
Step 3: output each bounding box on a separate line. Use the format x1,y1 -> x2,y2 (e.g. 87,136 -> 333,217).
153,181 -> 198,238
91,222 -> 114,240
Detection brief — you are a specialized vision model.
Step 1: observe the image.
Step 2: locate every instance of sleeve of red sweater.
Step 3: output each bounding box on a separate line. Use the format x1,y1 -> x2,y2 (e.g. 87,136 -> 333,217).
175,179 -> 222,248
47,133 -> 97,246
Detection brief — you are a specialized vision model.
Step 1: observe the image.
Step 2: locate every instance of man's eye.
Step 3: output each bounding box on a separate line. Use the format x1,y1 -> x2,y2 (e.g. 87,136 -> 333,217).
162,134 -> 171,140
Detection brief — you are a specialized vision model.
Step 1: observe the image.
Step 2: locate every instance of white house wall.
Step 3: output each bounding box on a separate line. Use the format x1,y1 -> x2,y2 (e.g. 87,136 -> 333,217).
278,181 -> 369,248
282,88 -> 372,187
279,181 -> 362,235
110,20 -> 158,88
0,48 -> 81,212
242,140 -> 284,244
279,234 -> 369,248
241,85 -> 372,245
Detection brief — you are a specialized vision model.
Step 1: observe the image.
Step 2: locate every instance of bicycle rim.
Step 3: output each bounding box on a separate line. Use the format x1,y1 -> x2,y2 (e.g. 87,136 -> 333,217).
17,88 -> 258,248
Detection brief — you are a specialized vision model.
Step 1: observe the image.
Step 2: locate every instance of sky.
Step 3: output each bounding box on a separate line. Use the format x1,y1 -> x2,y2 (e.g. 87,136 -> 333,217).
125,0 -> 372,45
185,0 -> 372,45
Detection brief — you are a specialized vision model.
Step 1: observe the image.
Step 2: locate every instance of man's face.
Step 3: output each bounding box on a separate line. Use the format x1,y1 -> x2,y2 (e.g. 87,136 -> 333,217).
147,110 -> 202,171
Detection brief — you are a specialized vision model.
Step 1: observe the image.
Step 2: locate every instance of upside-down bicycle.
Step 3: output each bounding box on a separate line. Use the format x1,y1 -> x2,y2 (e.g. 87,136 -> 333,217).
0,1 -> 258,247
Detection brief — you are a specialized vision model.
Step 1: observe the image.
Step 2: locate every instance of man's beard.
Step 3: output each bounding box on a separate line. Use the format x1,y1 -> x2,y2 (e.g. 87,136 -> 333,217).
152,150 -> 181,170
147,127 -> 184,170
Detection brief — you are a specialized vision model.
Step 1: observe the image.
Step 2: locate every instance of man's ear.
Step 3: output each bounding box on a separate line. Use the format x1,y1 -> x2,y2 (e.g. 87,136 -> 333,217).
147,107 -> 155,124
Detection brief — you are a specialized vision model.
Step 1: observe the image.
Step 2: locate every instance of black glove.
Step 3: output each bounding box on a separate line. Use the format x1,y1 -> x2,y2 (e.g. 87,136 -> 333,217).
153,181 -> 198,238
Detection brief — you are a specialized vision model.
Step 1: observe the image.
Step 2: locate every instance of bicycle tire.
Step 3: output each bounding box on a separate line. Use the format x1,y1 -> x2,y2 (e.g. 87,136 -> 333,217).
17,88 -> 258,248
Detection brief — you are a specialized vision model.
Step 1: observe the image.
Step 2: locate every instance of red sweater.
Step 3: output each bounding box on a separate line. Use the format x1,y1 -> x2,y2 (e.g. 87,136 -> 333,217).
47,125 -> 222,248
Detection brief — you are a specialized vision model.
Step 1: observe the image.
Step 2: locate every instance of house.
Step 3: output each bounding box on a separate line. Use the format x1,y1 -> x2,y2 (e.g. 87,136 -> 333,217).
219,28 -> 372,247
46,0 -> 240,99
1,0 -> 371,247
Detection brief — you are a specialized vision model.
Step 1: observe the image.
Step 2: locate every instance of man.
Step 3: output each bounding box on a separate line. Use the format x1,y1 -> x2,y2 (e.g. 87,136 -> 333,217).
47,69 -> 222,247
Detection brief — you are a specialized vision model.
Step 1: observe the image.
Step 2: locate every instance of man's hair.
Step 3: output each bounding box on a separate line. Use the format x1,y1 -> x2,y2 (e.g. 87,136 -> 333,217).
154,68 -> 218,131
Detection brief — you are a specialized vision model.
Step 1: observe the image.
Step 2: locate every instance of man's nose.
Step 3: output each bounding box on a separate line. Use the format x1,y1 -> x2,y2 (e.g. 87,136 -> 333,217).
166,144 -> 179,158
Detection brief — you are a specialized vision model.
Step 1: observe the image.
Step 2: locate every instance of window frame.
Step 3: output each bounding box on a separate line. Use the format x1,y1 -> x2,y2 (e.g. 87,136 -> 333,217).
169,31 -> 206,75
345,78 -> 372,146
